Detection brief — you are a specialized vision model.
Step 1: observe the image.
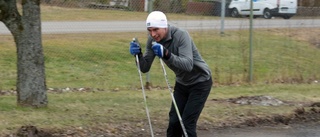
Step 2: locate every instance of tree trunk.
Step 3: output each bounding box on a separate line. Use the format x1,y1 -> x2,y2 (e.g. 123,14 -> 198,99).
0,0 -> 48,107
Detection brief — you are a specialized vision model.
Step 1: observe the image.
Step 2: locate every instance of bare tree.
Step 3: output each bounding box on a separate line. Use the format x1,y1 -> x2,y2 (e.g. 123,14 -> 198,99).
0,0 -> 47,107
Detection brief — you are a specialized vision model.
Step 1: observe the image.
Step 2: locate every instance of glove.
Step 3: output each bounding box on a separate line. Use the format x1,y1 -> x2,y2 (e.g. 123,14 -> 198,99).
129,39 -> 142,56
152,42 -> 171,60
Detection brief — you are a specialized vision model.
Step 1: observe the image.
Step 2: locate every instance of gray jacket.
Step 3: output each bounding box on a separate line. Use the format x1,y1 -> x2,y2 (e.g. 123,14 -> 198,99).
139,25 -> 212,86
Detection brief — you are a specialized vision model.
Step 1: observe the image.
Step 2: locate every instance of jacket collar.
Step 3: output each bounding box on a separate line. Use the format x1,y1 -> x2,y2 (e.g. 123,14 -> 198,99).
159,25 -> 174,44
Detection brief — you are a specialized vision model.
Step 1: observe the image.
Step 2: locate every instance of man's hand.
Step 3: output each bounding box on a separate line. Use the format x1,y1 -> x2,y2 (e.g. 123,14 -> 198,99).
152,42 -> 171,60
152,42 -> 164,58
129,38 -> 141,56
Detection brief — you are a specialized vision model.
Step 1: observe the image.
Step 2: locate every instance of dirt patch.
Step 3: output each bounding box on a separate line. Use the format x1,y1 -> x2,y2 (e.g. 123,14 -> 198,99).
239,107 -> 320,127
227,95 -> 284,106
211,95 -> 320,128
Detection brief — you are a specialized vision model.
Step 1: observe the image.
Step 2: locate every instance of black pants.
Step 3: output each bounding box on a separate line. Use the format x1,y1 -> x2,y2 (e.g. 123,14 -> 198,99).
167,77 -> 212,137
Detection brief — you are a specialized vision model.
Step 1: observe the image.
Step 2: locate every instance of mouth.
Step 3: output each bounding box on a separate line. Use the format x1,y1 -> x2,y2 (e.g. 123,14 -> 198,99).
153,36 -> 160,42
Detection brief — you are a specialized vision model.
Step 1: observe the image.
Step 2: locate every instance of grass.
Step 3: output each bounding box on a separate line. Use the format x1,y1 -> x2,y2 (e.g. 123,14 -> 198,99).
1,84 -> 319,135
1,28 -> 320,89
1,5 -> 318,90
39,5 -> 219,21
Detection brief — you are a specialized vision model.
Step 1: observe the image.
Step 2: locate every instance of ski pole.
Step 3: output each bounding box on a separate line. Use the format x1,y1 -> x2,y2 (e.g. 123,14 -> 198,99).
159,59 -> 188,137
133,38 -> 154,137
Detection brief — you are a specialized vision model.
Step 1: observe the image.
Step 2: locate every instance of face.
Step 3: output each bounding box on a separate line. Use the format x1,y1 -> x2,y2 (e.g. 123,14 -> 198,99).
147,27 -> 167,42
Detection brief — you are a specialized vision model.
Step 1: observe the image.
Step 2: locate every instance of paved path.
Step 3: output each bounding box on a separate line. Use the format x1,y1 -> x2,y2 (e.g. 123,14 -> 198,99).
198,123 -> 320,137
1,19 -> 320,34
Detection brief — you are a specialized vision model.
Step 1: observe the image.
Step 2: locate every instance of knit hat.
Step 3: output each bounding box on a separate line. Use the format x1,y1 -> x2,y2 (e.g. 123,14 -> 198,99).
146,11 -> 168,28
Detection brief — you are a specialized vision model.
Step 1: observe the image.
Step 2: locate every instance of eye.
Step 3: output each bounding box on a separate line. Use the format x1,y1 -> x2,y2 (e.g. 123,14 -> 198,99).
148,28 -> 159,32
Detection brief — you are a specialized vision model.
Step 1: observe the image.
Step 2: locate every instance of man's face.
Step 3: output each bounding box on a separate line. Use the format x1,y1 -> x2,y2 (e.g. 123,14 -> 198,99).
147,27 -> 167,42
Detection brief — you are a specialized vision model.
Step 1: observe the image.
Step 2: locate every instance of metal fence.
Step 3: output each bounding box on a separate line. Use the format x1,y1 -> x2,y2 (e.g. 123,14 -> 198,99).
1,0 -> 320,90
39,0 -> 320,16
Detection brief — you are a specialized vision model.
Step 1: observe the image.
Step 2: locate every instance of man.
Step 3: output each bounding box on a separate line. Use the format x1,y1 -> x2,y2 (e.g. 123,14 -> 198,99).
129,11 -> 213,137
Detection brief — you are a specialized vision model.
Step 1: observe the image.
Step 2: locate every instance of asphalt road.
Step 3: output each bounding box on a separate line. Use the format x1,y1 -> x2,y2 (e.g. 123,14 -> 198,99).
1,19 -> 320,34
198,122 -> 320,137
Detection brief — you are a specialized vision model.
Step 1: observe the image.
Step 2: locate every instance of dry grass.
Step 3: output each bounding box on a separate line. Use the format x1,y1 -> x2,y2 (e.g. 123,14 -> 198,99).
1,84 -> 320,136
38,5 -> 218,21
266,28 -> 320,48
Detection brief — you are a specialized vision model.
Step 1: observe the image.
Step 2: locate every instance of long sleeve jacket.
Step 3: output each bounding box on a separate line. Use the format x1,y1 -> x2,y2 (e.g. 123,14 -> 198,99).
139,25 -> 212,86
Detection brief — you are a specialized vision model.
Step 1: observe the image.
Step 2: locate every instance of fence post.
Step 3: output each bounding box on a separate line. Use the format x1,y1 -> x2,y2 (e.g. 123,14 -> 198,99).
220,0 -> 226,35
148,0 -> 153,13
145,0 -> 153,89
249,0 -> 254,83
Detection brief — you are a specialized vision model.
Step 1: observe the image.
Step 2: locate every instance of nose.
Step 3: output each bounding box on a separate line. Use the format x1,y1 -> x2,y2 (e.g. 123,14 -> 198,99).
150,30 -> 157,37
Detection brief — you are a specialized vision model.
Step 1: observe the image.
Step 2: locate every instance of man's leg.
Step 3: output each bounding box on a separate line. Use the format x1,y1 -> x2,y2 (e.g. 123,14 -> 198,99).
182,78 -> 212,137
167,82 -> 188,137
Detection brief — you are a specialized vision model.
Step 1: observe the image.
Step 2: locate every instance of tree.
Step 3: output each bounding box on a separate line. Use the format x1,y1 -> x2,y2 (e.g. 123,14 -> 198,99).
0,0 -> 48,107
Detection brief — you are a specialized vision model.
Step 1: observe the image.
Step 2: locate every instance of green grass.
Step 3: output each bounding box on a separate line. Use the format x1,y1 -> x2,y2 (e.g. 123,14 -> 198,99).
1,5 -> 318,89
1,29 -> 320,89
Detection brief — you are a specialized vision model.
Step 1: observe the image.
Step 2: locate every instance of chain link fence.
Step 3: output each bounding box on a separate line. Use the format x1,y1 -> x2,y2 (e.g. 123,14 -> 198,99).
1,0 -> 320,90
39,0 -> 320,16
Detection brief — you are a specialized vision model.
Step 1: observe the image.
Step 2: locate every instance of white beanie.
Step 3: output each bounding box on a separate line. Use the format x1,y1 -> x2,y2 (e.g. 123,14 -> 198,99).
146,11 -> 168,28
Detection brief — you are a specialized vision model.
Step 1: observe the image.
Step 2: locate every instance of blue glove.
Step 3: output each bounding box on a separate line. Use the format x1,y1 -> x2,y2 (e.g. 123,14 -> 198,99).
152,42 -> 171,60
129,39 -> 141,56
152,42 -> 164,58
